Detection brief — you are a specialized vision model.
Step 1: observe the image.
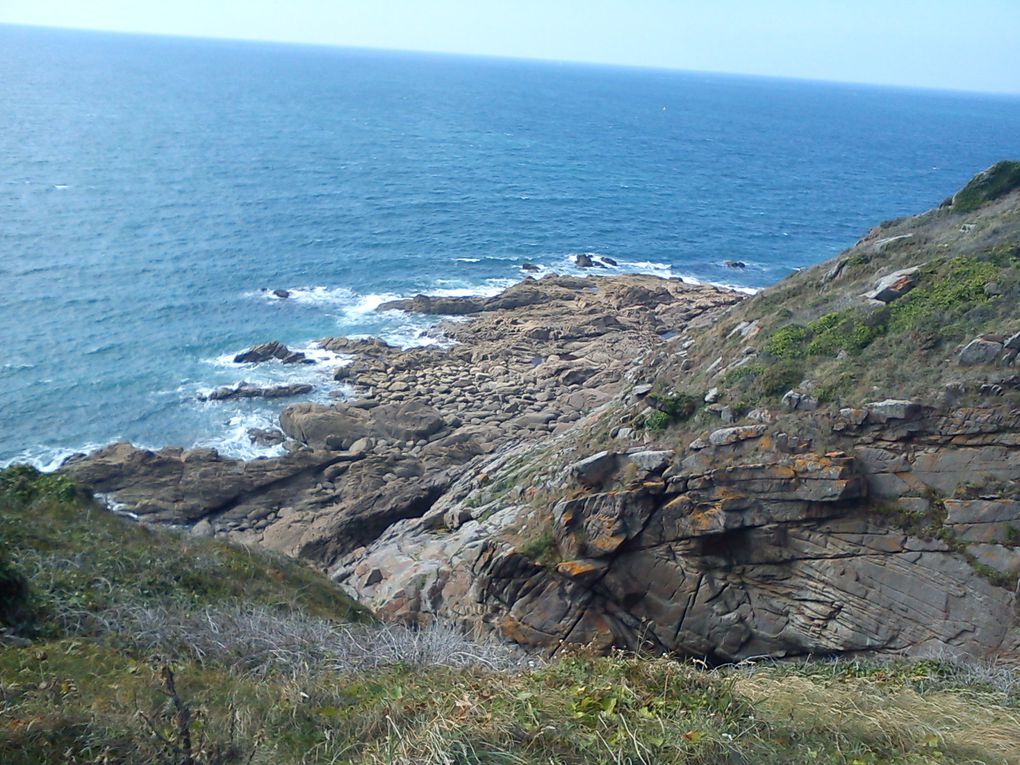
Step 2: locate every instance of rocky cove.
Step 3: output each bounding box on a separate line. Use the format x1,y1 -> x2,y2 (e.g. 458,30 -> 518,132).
61,165 -> 1020,664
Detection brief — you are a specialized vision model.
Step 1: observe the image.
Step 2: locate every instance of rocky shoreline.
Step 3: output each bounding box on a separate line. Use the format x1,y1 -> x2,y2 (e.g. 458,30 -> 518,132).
63,273 -> 743,557
58,168 -> 1020,663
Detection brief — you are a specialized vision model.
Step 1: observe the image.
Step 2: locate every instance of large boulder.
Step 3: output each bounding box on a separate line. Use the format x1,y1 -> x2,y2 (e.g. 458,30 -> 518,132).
864,267 -> 919,303
959,337 -> 1004,366
280,400 -> 446,450
60,442 -> 337,524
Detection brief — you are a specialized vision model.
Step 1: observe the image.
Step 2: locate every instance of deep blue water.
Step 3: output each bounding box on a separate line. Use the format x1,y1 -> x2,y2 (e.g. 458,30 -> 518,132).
2,25 -> 1019,465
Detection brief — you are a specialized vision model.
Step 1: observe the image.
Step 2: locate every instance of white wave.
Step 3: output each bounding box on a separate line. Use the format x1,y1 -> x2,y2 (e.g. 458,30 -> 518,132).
95,492 -> 137,519
53,184 -> 70,190
1,441 -> 112,472
615,259 -> 675,278
342,292 -> 404,318
250,285 -> 356,307
676,272 -> 760,295
454,257 -> 481,263
192,410 -> 286,461
426,278 -> 517,298
374,319 -> 457,349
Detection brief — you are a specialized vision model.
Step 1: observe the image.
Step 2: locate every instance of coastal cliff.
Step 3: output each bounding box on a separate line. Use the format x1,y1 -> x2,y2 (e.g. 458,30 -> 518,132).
63,162 -> 1020,663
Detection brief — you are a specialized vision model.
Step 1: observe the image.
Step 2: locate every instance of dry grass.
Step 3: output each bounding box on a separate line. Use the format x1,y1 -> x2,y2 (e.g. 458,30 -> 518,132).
735,671 -> 1020,765
87,602 -> 527,677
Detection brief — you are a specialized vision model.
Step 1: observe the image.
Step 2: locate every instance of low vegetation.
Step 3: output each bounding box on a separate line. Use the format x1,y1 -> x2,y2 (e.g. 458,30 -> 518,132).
952,160 -> 1020,213
648,179 -> 1020,430
3,467 -> 1020,764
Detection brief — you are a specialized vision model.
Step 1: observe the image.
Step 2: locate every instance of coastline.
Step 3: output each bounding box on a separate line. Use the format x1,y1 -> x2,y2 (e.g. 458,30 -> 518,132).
6,268 -> 753,471
60,272 -> 744,539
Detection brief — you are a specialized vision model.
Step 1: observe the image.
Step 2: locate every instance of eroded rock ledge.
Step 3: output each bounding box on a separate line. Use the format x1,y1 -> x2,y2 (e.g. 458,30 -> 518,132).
337,403 -> 1020,661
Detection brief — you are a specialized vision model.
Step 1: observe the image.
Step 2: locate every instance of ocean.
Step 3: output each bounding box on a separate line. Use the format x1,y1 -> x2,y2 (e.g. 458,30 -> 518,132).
2,24 -> 1019,467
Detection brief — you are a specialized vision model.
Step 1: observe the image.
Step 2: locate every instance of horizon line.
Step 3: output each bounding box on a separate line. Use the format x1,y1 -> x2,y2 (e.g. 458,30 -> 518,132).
3,20 -> 1020,99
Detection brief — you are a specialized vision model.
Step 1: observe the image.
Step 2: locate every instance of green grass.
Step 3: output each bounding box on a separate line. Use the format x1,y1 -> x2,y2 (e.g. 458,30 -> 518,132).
887,257 -> 998,333
761,256 -> 996,364
2,644 -> 1018,765
516,528 -> 558,562
0,466 -> 368,638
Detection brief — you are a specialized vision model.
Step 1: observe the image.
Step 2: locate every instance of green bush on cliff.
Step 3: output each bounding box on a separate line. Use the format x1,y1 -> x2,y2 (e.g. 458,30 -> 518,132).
887,256 -> 999,332
762,256 -> 1002,366
643,390 -> 700,430
952,160 -> 1020,213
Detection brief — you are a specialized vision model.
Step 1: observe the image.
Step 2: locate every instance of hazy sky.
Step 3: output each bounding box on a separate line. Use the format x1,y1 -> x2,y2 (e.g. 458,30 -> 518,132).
3,0 -> 1020,94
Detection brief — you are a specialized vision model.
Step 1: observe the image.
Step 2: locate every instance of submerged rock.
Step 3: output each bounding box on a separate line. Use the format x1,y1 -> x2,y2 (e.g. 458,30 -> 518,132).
199,382 -> 313,401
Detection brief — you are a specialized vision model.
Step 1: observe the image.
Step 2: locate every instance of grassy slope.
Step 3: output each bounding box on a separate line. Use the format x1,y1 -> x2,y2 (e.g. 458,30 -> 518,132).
626,168 -> 1020,442
2,471 -> 1020,763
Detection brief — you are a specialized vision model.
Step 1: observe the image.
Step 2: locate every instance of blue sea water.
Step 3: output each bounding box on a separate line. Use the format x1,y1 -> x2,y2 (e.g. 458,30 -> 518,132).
2,25 -> 1020,466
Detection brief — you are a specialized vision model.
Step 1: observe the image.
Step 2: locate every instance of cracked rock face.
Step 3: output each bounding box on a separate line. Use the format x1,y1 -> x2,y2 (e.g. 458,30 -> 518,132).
336,414 -> 1020,662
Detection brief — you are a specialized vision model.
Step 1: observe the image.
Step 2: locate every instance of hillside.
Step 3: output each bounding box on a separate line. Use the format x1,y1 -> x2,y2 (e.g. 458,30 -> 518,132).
3,467 -> 1020,764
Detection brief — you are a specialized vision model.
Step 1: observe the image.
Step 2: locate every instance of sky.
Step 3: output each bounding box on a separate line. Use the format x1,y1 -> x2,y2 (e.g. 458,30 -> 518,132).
2,1 -> 1020,95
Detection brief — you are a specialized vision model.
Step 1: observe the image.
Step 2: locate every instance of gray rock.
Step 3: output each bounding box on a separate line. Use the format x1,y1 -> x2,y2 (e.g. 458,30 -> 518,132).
233,340 -> 312,365
199,382 -> 313,402
570,451 -> 619,488
247,428 -> 287,447
782,390 -> 819,412
864,399 -> 921,423
959,337 -> 1004,366
707,424 -> 767,447
864,267 -> 919,302
623,450 -> 674,474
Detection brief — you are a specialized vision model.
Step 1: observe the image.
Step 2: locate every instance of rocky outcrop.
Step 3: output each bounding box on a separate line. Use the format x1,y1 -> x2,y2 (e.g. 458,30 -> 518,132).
338,410 -> 1020,661
64,274 -> 743,568
233,340 -> 312,365
864,266 -> 919,303
198,382 -> 313,401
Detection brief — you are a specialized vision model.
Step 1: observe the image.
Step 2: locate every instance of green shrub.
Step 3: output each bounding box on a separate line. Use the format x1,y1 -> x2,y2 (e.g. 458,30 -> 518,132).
888,257 -> 999,332
643,410 -> 672,431
641,391 -> 699,431
764,324 -> 808,359
804,309 -> 885,356
0,465 -> 78,505
651,392 -> 699,420
723,363 -> 766,385
517,529 -> 557,562
752,360 -> 804,397
953,160 -> 1020,213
